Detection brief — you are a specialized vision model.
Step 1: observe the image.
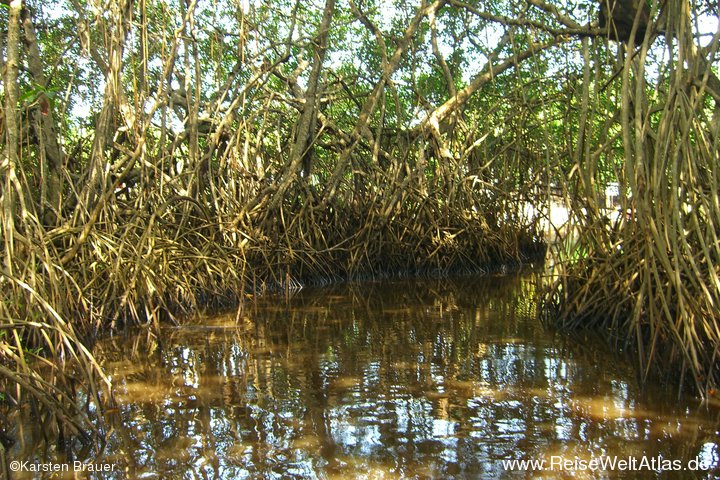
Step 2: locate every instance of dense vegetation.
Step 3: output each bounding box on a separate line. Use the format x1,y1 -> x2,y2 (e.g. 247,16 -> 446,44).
0,0 -> 718,455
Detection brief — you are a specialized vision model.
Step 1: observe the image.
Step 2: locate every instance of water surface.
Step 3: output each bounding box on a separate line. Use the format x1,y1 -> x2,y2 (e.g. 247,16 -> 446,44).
9,273 -> 720,478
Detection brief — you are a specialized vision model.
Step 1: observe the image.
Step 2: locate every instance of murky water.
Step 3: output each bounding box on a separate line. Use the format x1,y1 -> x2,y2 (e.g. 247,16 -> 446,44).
8,273 -> 720,478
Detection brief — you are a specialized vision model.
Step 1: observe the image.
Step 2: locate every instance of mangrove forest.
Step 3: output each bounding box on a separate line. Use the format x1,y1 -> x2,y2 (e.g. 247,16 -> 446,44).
1,0 -> 719,475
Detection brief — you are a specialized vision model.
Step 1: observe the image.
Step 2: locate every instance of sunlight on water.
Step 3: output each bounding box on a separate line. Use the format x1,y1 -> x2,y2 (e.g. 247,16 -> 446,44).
8,273 -> 720,479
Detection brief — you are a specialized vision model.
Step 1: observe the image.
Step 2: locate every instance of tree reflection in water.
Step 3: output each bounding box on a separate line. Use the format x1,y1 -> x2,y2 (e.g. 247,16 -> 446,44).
10,273 -> 720,478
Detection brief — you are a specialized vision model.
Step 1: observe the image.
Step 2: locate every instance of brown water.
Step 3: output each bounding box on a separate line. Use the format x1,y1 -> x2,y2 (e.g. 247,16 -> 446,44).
8,273 -> 720,479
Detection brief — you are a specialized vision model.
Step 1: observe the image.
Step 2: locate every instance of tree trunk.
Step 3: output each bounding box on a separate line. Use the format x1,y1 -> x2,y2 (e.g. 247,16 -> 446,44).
2,0 -> 23,273
414,35 -> 561,141
266,0 -> 336,212
76,0 -> 132,217
21,5 -> 66,226
320,0 -> 445,207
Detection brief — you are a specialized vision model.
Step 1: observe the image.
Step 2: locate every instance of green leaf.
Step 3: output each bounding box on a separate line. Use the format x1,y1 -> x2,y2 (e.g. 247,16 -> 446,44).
19,88 -> 42,103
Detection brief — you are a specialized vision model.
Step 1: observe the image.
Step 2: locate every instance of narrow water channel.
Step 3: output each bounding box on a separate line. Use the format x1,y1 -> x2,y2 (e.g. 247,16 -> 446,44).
9,273 -> 720,478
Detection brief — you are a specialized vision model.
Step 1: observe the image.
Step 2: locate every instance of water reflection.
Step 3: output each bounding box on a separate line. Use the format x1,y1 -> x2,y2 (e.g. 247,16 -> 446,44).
9,274 -> 720,478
